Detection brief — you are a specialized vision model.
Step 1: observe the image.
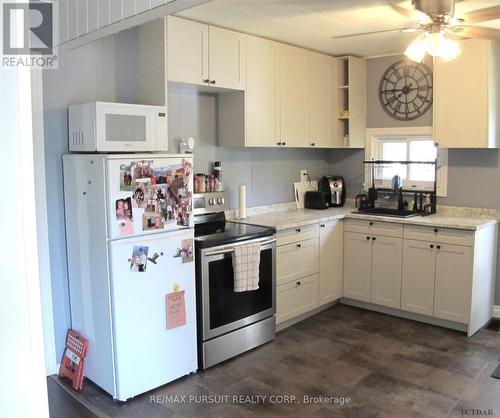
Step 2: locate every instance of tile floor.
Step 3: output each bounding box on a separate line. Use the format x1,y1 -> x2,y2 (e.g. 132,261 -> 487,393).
49,305 -> 500,418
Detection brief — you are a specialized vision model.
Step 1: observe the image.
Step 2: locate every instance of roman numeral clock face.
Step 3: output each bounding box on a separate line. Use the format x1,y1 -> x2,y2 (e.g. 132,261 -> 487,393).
379,60 -> 433,121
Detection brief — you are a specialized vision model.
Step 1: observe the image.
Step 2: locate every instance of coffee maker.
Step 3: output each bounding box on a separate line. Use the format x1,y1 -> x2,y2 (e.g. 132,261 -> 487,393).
318,176 -> 346,207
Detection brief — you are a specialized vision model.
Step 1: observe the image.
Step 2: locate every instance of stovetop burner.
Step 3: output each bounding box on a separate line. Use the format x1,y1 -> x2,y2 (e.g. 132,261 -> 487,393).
193,191 -> 275,248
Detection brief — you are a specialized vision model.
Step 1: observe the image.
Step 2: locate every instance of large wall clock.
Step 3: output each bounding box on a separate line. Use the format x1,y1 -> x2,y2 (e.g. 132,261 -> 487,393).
379,60 -> 433,121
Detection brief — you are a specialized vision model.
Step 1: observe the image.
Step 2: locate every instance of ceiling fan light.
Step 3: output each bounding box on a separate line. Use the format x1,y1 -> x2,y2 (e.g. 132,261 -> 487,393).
426,32 -> 446,56
404,34 -> 427,63
440,38 -> 461,62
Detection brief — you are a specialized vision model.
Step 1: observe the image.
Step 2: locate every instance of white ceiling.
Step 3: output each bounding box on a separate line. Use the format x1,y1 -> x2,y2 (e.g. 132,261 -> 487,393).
177,0 -> 500,57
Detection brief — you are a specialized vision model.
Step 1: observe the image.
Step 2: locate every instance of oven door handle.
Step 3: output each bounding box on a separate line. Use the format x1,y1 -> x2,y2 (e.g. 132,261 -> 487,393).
203,238 -> 276,257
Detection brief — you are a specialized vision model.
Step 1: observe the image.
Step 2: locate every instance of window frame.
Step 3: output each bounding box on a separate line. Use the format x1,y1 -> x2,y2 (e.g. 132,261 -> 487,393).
365,127 -> 448,197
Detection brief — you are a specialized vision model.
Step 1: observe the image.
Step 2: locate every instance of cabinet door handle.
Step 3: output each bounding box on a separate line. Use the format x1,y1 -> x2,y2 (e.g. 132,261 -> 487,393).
320,224 -> 325,228
203,78 -> 210,83
296,281 -> 301,286
437,245 -> 441,250
369,222 -> 374,226
366,236 -> 370,240
282,141 -> 287,146
210,80 -> 216,84
372,237 -> 376,241
296,228 -> 301,232
296,243 -> 302,248
430,244 -> 434,249
277,141 -> 282,146
311,142 -> 315,146
434,228 -> 438,233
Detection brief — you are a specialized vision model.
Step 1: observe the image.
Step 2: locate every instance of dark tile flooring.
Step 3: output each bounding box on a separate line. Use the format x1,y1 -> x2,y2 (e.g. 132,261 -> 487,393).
49,305 -> 500,418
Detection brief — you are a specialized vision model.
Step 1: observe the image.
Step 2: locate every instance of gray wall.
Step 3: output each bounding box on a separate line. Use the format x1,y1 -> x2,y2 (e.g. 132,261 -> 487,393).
43,29 -> 145,359
168,88 -> 331,208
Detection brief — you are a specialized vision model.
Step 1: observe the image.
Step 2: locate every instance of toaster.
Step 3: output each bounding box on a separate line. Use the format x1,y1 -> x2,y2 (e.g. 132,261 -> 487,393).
304,191 -> 330,210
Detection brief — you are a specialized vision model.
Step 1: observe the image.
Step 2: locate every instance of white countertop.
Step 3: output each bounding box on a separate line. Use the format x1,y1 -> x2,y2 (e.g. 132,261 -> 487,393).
232,206 -> 498,231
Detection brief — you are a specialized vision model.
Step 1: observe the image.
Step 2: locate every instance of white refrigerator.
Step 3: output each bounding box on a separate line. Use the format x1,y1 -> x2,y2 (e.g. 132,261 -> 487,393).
63,153 -> 197,401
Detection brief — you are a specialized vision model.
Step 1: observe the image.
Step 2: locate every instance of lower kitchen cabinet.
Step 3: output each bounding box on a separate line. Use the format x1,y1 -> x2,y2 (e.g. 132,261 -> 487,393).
344,218 -> 498,336
371,236 -> 402,309
276,274 -> 319,324
319,220 -> 343,305
343,232 -> 372,302
434,243 -> 473,324
402,240 -> 472,323
343,230 -> 403,308
401,239 -> 436,316
277,238 -> 319,285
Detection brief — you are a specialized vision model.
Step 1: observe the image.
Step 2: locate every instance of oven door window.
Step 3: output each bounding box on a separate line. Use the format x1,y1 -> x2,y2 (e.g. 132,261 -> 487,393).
208,248 -> 272,330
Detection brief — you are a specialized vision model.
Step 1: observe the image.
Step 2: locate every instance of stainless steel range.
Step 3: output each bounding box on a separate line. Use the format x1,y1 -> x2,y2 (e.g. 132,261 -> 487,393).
194,192 -> 276,369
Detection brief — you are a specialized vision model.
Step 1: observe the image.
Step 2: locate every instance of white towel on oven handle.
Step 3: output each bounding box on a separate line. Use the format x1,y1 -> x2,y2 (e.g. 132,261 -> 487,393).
232,242 -> 261,292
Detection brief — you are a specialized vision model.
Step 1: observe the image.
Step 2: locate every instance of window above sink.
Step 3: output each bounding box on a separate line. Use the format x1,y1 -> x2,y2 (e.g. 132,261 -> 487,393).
365,126 -> 448,197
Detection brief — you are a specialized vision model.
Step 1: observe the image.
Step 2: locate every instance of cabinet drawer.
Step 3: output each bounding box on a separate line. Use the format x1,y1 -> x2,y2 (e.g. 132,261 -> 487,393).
277,223 -> 319,246
277,238 -> 319,285
277,274 -> 318,324
344,219 -> 403,238
403,225 -> 474,247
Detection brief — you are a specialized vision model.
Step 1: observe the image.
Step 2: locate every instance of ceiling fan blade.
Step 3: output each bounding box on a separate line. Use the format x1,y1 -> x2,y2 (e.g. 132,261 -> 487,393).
331,27 -> 418,40
461,6 -> 500,24
390,4 -> 432,24
450,25 -> 500,40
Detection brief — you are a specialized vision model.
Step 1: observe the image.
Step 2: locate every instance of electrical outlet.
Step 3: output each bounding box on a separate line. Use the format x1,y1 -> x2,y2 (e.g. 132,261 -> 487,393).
300,170 -> 308,183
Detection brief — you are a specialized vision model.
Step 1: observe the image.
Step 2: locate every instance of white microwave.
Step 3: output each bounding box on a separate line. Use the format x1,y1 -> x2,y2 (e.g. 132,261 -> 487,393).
68,102 -> 167,152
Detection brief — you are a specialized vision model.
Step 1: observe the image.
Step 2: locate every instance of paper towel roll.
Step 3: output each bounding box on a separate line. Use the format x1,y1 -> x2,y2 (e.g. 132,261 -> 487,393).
239,182 -> 247,219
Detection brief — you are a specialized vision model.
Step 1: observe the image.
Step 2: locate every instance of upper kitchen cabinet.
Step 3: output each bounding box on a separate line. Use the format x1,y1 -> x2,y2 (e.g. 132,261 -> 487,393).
166,17 -> 208,86
310,52 -> 339,148
245,36 -> 279,147
208,26 -> 246,90
336,57 -> 367,148
166,16 -> 246,90
433,39 -> 500,148
279,44 -> 311,148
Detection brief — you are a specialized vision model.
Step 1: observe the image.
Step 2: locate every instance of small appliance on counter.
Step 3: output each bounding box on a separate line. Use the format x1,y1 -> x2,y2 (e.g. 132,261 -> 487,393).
304,191 -> 330,210
318,176 -> 346,207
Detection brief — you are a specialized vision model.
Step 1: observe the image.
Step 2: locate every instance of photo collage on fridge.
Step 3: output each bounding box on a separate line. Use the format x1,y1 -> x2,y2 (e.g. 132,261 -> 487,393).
116,159 -> 193,236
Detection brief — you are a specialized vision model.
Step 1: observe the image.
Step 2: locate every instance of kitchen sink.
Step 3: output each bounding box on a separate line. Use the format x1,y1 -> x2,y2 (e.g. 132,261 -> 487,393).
355,207 -> 422,218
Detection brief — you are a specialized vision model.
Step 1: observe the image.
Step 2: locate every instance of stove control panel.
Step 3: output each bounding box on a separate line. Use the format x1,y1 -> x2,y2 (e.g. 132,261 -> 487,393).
193,192 -> 229,215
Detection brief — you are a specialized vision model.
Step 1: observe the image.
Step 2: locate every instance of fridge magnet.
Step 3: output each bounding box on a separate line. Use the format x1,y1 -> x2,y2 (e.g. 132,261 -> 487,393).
132,160 -> 155,182
153,166 -> 170,185
173,239 -> 194,263
115,197 -> 133,221
143,213 -> 164,230
132,181 -> 149,208
118,219 -> 134,236
165,290 -> 186,329
129,246 -> 149,272
119,163 -> 134,191
147,252 -> 163,265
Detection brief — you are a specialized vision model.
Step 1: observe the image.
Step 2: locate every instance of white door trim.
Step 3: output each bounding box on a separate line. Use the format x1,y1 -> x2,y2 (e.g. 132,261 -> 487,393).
32,69 -> 58,375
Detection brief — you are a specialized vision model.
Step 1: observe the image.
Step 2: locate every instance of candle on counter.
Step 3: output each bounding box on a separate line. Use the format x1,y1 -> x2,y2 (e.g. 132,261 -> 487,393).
239,181 -> 247,219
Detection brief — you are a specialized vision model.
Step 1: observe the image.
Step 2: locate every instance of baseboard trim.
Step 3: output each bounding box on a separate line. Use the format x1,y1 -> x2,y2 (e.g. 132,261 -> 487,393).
340,298 -> 469,334
276,300 -> 339,332
493,305 -> 500,319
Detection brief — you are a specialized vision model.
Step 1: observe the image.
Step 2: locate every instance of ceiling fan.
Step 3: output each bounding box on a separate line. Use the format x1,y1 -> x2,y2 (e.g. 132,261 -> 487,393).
331,0 -> 500,62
